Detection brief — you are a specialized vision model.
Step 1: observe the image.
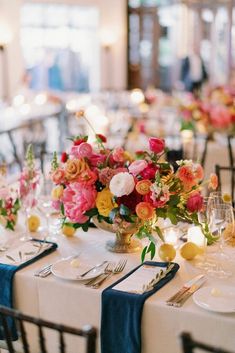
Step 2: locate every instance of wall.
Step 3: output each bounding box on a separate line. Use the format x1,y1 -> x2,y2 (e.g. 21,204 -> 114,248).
0,0 -> 127,100
0,0 -> 23,100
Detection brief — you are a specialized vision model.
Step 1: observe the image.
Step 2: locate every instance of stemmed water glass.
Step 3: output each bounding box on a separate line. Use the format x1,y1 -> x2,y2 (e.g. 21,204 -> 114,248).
207,203 -> 234,278
20,187 -> 37,242
195,197 -> 216,270
38,178 -> 58,242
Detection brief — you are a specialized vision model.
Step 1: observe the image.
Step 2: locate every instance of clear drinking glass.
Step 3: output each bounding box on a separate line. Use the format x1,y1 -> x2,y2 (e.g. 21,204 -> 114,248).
195,198 -> 216,270
207,203 -> 234,278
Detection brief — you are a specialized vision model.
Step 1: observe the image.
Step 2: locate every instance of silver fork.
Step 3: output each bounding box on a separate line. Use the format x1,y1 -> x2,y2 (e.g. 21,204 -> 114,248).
85,263 -> 114,287
91,259 -> 127,289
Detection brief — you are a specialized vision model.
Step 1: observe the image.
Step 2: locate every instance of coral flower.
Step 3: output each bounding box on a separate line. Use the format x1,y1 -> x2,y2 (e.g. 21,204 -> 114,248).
178,165 -> 196,188
209,173 -> 218,190
65,158 -> 89,182
136,202 -> 154,220
136,180 -> 152,195
194,164 -> 204,180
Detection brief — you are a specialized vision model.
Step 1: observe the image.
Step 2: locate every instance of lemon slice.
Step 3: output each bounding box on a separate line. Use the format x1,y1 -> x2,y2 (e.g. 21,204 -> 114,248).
158,243 -> 176,262
27,215 -> 40,232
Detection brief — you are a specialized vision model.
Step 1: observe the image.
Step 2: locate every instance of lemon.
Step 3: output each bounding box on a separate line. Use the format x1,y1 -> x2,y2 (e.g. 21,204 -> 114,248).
27,215 -> 40,232
158,243 -> 176,262
180,242 -> 199,260
62,224 -> 76,237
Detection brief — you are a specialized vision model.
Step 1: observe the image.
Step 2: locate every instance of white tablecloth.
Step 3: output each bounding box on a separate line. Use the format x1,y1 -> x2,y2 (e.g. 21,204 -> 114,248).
1,227 -> 235,353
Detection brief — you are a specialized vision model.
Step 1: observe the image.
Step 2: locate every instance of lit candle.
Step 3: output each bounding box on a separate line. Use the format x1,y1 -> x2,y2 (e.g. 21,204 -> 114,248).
187,226 -> 206,248
164,227 -> 178,246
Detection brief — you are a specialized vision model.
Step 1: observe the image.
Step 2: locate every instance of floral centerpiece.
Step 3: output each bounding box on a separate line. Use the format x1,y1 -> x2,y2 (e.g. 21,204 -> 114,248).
0,165 -> 20,230
180,87 -> 235,135
50,111 -> 217,260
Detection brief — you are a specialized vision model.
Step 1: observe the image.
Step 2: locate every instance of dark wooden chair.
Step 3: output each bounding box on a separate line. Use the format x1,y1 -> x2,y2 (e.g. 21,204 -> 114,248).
0,305 -> 97,353
180,332 -> 233,353
215,164 -> 235,205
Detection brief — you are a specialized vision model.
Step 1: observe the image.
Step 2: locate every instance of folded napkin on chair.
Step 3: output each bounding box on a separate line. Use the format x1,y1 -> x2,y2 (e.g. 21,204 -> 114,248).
0,239 -> 57,340
101,261 -> 179,353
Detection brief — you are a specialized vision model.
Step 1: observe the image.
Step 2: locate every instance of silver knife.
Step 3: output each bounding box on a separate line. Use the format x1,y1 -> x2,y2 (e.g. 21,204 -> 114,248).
172,276 -> 206,307
166,274 -> 205,305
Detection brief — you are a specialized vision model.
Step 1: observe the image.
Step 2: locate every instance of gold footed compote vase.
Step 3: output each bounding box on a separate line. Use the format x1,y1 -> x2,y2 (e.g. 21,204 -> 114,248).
93,217 -> 142,253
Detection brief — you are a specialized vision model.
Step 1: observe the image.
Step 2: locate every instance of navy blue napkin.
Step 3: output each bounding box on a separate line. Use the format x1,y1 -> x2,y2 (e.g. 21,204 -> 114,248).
0,239 -> 57,340
101,261 -> 180,353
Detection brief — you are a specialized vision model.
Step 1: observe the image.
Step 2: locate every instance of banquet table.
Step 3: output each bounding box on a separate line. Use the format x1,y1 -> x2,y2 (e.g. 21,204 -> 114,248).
1,226 -> 235,353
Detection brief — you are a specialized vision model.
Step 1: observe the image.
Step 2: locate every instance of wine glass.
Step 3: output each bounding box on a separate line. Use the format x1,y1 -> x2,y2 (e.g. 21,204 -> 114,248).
195,198 -> 216,270
207,203 -> 234,278
38,178 -> 58,242
20,187 -> 37,241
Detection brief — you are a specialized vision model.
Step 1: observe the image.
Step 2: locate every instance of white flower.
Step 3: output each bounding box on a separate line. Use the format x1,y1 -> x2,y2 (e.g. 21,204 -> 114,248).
109,172 -> 135,197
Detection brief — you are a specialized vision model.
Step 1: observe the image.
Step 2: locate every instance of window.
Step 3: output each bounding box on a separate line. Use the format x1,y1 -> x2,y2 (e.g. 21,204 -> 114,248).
21,3 -> 100,92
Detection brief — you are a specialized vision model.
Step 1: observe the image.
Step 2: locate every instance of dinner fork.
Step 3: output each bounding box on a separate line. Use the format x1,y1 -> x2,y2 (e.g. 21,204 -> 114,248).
91,259 -> 127,289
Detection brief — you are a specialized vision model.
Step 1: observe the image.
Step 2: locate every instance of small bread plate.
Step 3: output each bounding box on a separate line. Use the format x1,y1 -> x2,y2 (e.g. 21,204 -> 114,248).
51,258 -> 105,281
193,285 -> 235,313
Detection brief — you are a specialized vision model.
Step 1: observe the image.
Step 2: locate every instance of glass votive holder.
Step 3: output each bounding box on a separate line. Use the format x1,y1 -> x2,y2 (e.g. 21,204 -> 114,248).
163,227 -> 180,248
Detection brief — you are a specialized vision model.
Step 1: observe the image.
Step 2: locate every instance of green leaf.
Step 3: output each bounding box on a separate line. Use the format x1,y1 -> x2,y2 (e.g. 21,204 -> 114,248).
60,203 -> 65,216
148,241 -> 156,260
1,209 -> 7,216
85,208 -> 98,218
168,195 -> 180,207
6,221 -> 14,231
119,204 -> 131,216
82,223 -> 89,232
154,226 -> 164,242
141,246 -> 148,263
109,207 -> 119,221
156,208 -> 167,219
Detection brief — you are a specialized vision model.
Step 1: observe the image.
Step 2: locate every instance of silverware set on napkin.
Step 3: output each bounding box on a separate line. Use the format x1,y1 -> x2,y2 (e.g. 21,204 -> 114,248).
166,274 -> 206,307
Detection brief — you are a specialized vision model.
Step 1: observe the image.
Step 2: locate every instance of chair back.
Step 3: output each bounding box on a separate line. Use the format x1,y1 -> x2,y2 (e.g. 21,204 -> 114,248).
180,332 -> 233,353
215,164 -> 235,204
0,305 -> 97,353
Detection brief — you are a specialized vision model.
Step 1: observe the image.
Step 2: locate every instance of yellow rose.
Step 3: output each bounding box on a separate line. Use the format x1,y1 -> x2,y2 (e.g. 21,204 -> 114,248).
96,188 -> 116,217
65,158 -> 88,181
51,185 -> 64,200
123,151 -> 133,162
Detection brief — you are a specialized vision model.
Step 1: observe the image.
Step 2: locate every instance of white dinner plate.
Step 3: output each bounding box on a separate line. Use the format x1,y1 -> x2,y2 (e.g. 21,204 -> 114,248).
51,258 -> 105,281
193,286 -> 235,313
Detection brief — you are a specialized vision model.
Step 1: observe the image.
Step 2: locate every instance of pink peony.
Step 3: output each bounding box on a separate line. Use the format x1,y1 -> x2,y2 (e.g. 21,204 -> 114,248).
186,193 -> 203,213
149,137 -> 165,154
62,183 -> 97,223
129,160 -> 148,176
70,142 -> 93,159
210,105 -> 231,129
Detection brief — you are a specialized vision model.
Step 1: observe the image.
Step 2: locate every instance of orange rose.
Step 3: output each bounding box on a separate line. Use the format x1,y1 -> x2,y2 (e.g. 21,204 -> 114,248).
136,202 -> 154,220
136,180 -> 152,195
65,158 -> 89,182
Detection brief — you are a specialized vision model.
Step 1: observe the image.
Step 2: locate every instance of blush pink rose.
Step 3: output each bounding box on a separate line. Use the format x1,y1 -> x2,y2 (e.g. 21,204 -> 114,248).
186,193 -> 203,213
62,183 -> 97,223
70,142 -> 93,159
129,160 -> 148,176
51,168 -> 65,185
149,137 -> 165,154
112,147 -> 125,163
